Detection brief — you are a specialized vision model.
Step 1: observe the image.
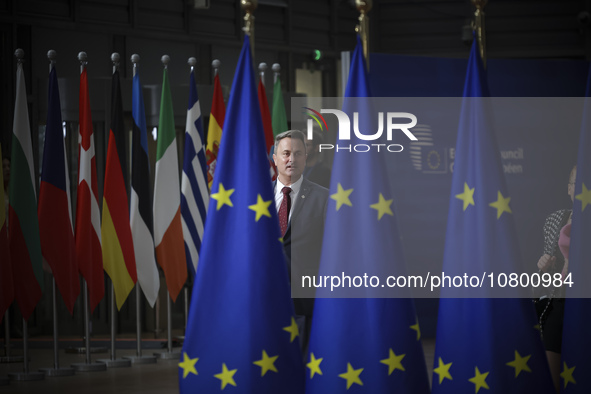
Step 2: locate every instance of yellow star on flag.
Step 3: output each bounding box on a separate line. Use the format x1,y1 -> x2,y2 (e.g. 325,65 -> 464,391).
468,367 -> 489,393
307,353 -> 323,379
410,319 -> 421,340
434,357 -> 453,384
214,363 -> 237,390
506,351 -> 531,377
283,317 -> 299,343
489,191 -> 512,219
456,182 -> 475,211
178,352 -> 198,378
253,350 -> 278,376
211,183 -> 234,210
380,349 -> 405,375
370,193 -> 394,220
338,363 -> 363,389
576,183 -> 591,211
331,183 -> 353,211
248,194 -> 272,221
560,362 -> 576,389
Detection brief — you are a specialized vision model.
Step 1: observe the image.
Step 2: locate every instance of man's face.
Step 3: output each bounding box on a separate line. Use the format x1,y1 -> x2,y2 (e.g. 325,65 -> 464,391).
273,137 -> 306,185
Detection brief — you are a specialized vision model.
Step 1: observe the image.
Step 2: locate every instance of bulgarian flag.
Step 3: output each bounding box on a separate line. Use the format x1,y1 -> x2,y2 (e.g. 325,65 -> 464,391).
205,73 -> 225,188
9,59 -> 43,321
101,67 -> 137,310
75,62 -> 104,312
0,145 -> 14,320
154,64 -> 187,302
38,63 -> 80,315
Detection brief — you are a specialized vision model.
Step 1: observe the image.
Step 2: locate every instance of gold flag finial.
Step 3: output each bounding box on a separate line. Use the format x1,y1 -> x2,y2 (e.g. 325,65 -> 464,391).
471,0 -> 488,68
355,0 -> 372,71
241,0 -> 258,56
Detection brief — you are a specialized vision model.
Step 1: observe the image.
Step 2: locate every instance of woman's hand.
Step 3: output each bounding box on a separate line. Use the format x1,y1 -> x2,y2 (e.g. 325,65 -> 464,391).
537,254 -> 556,273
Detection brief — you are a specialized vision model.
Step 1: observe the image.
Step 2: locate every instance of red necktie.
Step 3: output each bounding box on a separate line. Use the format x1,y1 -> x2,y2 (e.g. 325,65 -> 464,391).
278,186 -> 292,235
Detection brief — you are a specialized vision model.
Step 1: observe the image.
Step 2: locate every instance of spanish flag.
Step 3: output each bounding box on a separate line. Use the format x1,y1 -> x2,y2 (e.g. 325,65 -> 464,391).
101,67 -> 137,310
205,73 -> 225,188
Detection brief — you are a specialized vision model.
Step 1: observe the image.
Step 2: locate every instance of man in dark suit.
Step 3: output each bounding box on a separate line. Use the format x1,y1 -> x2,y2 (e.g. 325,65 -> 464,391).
273,130 -> 328,353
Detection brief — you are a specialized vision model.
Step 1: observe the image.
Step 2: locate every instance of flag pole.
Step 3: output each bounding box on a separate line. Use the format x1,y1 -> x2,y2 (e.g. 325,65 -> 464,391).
96,53 -> 132,369
38,50 -> 74,378
272,63 -> 280,85
471,0 -> 487,68
123,54 -> 157,365
153,55 -> 181,361
259,62 -> 267,87
1,311 -> 24,363
71,51 -> 107,372
8,319 -> 44,381
241,0 -> 257,58
355,0 -> 372,71
213,59 -> 221,78
7,49 -> 43,382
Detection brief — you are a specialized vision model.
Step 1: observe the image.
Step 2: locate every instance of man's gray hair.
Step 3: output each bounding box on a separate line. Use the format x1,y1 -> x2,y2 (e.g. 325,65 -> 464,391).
274,130 -> 306,152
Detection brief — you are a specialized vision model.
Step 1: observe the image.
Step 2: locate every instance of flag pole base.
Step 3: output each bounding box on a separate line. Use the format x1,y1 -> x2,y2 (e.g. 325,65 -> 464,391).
71,362 -> 107,372
0,356 -> 25,363
38,367 -> 75,377
96,358 -> 131,368
65,346 -> 108,354
123,355 -> 157,364
0,376 -> 9,386
8,371 -> 44,381
153,351 -> 181,360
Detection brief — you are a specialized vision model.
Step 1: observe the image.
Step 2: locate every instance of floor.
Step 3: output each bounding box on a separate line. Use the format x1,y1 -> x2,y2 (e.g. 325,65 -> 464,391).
0,336 -> 436,393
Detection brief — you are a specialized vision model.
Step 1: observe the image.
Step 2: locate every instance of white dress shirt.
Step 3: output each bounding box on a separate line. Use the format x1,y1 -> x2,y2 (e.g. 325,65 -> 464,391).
274,175 -> 303,223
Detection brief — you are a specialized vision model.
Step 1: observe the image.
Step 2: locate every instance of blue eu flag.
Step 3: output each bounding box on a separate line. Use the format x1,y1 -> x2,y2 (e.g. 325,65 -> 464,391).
179,36 -> 305,393
559,67 -> 591,394
305,36 -> 430,394
432,37 -> 554,393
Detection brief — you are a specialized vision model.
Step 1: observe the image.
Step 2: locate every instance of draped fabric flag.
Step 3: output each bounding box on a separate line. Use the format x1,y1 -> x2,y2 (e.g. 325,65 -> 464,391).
76,63 -> 104,312
130,64 -> 160,307
154,65 -> 187,302
9,61 -> 43,321
559,67 -> 591,394
179,36 -> 305,393
38,64 -> 80,315
181,65 -> 209,278
102,68 -> 137,310
205,73 -> 225,188
305,36 -> 430,394
257,79 -> 275,155
271,76 -> 288,137
0,145 -> 14,320
257,78 -> 277,180
432,38 -> 553,394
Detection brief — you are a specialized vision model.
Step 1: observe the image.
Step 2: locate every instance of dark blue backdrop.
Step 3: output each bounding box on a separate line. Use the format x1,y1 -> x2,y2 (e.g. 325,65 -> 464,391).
368,52 -> 589,337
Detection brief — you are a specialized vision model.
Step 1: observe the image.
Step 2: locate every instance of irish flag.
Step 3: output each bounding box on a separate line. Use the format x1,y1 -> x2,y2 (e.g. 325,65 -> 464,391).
9,59 -> 43,321
154,64 -> 187,302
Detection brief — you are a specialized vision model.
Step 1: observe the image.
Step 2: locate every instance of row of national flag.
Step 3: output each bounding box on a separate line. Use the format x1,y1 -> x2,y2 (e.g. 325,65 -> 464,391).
1,54 -> 290,323
180,34 -> 590,394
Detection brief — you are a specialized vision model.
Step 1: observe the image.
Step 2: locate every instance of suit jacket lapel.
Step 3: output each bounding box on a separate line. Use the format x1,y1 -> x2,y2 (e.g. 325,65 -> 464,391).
288,178 -> 311,230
